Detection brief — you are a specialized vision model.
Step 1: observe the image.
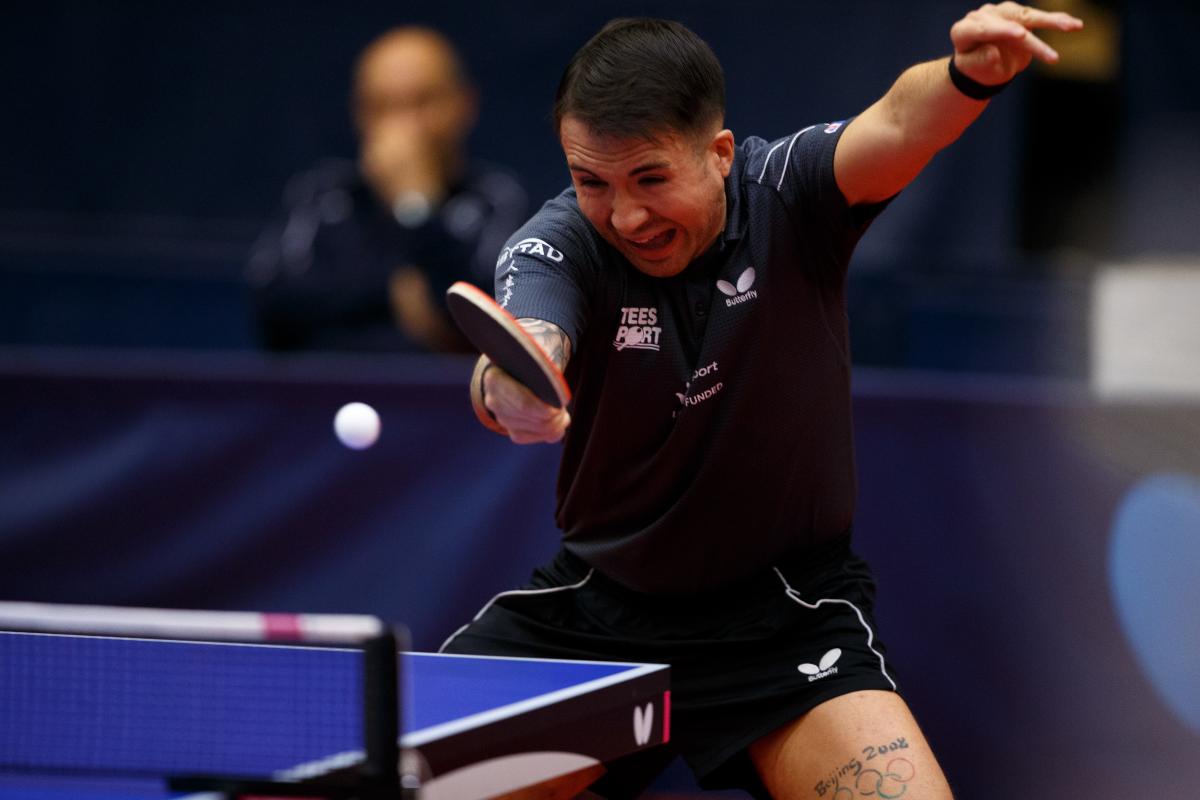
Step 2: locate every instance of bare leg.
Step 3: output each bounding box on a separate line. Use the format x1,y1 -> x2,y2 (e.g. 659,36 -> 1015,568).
748,690 -> 953,799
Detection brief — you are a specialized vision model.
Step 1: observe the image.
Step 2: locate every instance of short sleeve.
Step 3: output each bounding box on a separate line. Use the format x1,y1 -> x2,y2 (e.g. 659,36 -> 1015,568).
492,193 -> 599,349
745,119 -> 890,252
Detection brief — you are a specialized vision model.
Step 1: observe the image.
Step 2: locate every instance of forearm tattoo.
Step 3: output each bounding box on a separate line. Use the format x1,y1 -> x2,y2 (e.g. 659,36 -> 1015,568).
518,318 -> 571,372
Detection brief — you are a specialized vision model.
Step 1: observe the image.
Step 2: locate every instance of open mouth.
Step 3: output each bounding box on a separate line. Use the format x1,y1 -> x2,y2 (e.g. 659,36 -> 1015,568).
626,228 -> 676,254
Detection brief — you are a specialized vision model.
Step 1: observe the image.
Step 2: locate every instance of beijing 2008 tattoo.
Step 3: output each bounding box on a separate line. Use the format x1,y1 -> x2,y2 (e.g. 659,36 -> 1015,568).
518,318 -> 571,371
813,737 -> 914,798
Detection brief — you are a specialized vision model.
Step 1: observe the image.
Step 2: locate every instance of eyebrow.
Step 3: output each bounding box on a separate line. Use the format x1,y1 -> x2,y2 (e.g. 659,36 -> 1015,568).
568,161 -> 671,177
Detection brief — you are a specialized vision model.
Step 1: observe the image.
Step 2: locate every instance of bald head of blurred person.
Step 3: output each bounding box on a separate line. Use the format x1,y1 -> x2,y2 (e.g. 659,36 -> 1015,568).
353,27 -> 478,215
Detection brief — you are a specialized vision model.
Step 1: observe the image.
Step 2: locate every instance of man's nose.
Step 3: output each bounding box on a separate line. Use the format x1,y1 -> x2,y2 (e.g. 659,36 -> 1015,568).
609,193 -> 649,236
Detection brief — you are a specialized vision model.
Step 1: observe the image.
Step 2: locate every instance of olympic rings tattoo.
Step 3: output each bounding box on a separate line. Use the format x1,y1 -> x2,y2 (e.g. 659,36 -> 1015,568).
855,758 -> 915,798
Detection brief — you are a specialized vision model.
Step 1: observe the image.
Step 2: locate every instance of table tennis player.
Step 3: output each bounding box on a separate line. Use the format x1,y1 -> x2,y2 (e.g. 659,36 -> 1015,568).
444,6 -> 1082,798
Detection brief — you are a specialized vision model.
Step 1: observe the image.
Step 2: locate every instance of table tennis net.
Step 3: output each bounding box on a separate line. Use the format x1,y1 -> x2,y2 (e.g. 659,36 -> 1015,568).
0,602 -> 399,788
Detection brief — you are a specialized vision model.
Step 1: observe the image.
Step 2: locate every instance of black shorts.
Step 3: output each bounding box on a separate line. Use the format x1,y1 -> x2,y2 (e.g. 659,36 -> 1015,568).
439,536 -> 900,798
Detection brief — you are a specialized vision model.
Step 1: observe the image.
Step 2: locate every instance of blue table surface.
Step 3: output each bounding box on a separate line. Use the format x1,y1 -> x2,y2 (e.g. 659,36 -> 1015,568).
0,633 -> 649,799
404,652 -> 635,733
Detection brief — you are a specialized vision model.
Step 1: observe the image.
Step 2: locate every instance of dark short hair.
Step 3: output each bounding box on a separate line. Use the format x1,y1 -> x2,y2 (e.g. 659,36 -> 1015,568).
554,18 -> 725,140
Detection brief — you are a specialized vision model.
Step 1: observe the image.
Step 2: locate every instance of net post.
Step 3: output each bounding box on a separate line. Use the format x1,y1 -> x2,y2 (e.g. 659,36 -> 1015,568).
362,625 -> 403,798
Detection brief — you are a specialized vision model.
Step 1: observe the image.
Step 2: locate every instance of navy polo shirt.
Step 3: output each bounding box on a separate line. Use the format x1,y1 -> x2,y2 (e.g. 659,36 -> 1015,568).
494,121 -> 887,594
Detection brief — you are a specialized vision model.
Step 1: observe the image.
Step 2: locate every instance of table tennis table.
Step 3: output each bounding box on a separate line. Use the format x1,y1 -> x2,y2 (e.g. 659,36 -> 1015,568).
0,606 -> 670,800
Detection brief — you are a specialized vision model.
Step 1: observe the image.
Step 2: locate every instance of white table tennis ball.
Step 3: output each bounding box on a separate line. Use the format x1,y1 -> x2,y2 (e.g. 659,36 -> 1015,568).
334,402 -> 381,450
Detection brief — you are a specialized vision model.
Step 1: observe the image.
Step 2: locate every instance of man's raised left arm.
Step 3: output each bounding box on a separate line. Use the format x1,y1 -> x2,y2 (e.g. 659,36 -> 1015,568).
834,2 -> 1083,206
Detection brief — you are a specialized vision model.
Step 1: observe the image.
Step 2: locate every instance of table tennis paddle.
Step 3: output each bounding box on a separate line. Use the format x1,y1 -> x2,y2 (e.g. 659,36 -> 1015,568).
446,281 -> 570,409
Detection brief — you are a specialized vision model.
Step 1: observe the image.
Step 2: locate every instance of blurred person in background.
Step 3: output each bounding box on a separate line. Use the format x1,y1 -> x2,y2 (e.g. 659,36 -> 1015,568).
248,27 -> 527,352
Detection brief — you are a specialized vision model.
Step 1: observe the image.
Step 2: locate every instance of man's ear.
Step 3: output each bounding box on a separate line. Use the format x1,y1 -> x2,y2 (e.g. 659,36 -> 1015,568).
710,128 -> 735,177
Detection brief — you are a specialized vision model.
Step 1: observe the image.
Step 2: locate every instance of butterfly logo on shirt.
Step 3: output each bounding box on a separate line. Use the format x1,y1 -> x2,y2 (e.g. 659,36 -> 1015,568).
717,267 -> 758,307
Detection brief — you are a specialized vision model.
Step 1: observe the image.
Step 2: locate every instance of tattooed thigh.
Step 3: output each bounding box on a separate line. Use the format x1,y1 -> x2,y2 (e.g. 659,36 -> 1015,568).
813,737 -> 916,799
748,691 -> 953,800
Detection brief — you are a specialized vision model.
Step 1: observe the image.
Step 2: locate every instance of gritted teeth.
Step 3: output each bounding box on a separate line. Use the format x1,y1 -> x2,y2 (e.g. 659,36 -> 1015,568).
628,229 -> 676,250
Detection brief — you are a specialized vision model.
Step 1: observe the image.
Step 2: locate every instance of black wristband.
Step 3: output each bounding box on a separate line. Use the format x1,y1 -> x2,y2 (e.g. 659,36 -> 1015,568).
948,56 -> 1011,100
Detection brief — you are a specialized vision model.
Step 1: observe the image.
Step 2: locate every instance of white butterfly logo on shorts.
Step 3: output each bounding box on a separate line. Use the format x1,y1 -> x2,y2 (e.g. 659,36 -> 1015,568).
798,648 -> 842,681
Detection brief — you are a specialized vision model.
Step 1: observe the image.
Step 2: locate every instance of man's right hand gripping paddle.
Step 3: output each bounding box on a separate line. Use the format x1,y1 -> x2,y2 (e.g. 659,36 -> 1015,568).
445,281 -> 571,443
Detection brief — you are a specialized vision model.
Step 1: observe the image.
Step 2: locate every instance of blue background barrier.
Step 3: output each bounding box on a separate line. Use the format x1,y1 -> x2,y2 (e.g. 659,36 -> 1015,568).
3,351 -> 1198,797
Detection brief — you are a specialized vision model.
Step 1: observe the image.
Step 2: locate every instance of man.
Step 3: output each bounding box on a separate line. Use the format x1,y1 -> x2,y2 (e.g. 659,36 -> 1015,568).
248,27 -> 527,352
444,5 -> 1081,797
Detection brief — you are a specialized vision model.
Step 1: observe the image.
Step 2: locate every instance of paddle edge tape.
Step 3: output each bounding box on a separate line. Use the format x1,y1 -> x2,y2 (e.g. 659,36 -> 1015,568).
446,281 -> 571,408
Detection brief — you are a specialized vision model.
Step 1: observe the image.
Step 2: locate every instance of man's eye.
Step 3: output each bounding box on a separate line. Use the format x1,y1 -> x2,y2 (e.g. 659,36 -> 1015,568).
639,176 -> 666,186
578,178 -> 605,189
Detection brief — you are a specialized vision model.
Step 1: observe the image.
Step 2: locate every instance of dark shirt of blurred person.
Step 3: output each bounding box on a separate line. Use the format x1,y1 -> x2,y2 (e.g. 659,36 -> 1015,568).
248,27 -> 528,352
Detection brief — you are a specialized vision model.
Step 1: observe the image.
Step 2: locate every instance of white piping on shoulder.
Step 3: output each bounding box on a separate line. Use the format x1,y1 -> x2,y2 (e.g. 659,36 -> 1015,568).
772,567 -> 897,691
437,570 -> 595,653
756,139 -> 789,184
777,125 -> 816,191
756,126 -> 817,187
